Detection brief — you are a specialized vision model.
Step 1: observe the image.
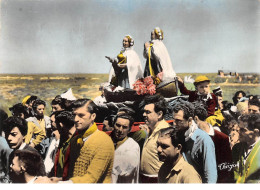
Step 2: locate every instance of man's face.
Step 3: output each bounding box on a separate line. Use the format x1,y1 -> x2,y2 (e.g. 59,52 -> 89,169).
196,81 -> 210,95
73,104 -> 96,132
143,104 -> 160,130
9,156 -> 23,183
157,136 -> 180,163
52,104 -> 63,112
173,110 -> 190,132
248,105 -> 260,114
217,96 -> 223,110
35,104 -> 45,117
6,127 -> 24,150
50,114 -> 57,130
113,117 -> 130,141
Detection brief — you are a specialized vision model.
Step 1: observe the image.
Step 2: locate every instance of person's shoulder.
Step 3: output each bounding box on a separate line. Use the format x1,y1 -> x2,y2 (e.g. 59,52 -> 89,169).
194,128 -> 214,143
214,130 -> 229,140
126,137 -> 140,149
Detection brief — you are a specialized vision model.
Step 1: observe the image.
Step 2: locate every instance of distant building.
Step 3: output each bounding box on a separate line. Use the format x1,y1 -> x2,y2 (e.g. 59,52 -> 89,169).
218,70 -> 238,77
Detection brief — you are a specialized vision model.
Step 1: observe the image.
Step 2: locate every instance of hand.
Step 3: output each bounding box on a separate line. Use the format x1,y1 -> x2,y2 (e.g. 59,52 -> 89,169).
118,63 -> 127,68
144,42 -> 150,49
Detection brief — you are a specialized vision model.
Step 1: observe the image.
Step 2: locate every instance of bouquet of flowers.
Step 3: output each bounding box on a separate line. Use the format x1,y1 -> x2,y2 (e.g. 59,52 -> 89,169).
133,72 -> 163,95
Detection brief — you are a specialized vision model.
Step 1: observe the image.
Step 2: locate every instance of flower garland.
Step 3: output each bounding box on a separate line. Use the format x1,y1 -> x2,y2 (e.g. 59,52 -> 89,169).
133,72 -> 163,95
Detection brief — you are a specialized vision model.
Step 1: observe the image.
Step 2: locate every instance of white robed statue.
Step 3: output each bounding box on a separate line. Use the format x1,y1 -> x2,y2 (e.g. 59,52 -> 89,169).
106,35 -> 143,89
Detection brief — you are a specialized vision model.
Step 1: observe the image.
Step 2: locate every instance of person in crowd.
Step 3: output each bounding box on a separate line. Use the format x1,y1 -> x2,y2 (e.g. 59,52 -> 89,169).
106,35 -> 143,89
9,149 -> 46,183
26,99 -> 51,157
193,102 -> 234,183
235,113 -> 260,183
117,106 -> 148,155
232,91 -> 246,105
3,116 -> 36,152
0,109 -> 8,136
172,101 -> 217,183
248,96 -> 260,114
139,94 -> 170,183
44,111 -> 61,176
38,99 -> 114,183
0,136 -> 12,183
177,75 -> 217,117
22,95 -> 38,117
53,111 -> 76,180
143,27 -> 176,84
236,101 -> 248,116
110,113 -> 140,183
9,103 -> 45,148
157,128 -> 202,183
51,95 -> 66,112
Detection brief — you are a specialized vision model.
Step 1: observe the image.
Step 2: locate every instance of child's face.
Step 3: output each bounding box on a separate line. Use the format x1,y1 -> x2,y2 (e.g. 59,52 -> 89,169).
196,81 -> 210,95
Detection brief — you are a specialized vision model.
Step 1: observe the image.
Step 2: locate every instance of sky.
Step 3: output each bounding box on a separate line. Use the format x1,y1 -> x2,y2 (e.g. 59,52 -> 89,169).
0,0 -> 259,74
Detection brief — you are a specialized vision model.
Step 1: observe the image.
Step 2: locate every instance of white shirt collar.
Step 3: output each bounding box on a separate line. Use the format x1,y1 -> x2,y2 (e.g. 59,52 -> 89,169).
184,120 -> 198,141
27,176 -> 37,184
208,124 -> 215,136
19,142 -> 27,150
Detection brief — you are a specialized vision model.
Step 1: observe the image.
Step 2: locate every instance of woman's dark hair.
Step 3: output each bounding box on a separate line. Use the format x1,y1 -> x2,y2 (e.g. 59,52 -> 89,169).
232,91 -> 246,105
51,95 -> 66,109
32,99 -> 46,111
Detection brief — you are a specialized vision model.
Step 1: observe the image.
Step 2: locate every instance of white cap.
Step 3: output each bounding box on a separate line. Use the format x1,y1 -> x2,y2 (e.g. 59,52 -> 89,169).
60,88 -> 77,101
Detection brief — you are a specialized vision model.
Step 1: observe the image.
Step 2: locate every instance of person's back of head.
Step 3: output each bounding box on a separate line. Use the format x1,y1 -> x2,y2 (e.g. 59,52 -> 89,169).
0,109 -> 8,135
13,149 -> 46,177
193,102 -> 208,122
9,103 -> 29,119
141,94 -> 167,117
55,111 -> 75,130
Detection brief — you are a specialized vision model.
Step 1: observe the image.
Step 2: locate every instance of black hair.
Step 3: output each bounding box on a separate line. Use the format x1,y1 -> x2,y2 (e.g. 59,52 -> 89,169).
32,99 -> 46,111
113,113 -> 134,131
232,91 -> 246,105
55,111 -> 75,130
51,95 -> 66,109
247,113 -> 260,132
249,97 -> 260,108
9,103 -> 28,118
13,149 -> 46,176
0,109 -> 8,135
193,102 -> 208,121
3,116 -> 28,136
141,94 -> 167,116
26,95 -> 38,104
159,127 -> 186,153
71,99 -> 98,114
172,101 -> 195,120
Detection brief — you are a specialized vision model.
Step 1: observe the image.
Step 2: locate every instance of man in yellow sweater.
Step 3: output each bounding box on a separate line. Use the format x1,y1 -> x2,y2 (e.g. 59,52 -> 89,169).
38,99 -> 115,183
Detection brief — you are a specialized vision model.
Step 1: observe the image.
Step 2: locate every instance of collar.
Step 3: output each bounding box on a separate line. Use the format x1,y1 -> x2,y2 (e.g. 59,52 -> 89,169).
77,123 -> 98,146
150,119 -> 169,138
197,92 -> 213,100
166,156 -> 185,179
19,142 -> 27,150
27,176 -> 38,184
114,136 -> 128,150
208,124 -> 215,136
184,120 -> 198,141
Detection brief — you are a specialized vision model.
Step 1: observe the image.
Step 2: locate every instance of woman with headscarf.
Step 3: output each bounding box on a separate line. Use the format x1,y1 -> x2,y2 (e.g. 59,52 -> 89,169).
106,35 -> 143,89
143,27 -> 176,84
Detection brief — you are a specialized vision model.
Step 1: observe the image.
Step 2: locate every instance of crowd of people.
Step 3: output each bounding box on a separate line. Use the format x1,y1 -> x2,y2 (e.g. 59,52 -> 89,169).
0,75 -> 259,184
0,27 -> 259,184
